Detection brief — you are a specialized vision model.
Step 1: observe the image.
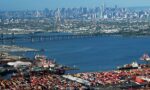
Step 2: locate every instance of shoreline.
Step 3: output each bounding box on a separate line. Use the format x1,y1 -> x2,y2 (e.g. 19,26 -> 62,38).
0,52 -> 149,89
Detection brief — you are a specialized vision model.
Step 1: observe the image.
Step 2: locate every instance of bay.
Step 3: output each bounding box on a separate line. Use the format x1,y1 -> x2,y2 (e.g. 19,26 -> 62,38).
2,35 -> 150,72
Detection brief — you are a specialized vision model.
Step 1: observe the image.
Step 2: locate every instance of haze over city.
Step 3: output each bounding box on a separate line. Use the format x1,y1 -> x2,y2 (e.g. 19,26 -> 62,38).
1,0 -> 150,10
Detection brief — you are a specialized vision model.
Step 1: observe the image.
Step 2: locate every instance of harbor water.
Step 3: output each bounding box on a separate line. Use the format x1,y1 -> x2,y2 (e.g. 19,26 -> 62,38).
2,35 -> 150,72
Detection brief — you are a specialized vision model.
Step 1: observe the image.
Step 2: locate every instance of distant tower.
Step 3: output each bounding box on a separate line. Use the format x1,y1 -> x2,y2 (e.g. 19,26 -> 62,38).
55,8 -> 61,32
35,10 -> 41,17
100,3 -> 105,19
91,13 -> 97,26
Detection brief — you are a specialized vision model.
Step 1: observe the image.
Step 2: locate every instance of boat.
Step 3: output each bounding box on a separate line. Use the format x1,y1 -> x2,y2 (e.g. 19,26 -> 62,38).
117,62 -> 140,70
34,54 -> 47,60
140,53 -> 150,61
33,54 -> 66,75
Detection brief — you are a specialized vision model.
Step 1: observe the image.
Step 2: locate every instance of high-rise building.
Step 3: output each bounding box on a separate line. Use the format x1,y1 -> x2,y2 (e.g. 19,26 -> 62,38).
35,10 -> 41,17
100,3 -> 105,19
91,13 -> 97,26
55,8 -> 61,32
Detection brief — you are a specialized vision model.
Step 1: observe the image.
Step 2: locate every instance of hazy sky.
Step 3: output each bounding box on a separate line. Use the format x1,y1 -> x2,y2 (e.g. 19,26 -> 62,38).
1,0 -> 150,10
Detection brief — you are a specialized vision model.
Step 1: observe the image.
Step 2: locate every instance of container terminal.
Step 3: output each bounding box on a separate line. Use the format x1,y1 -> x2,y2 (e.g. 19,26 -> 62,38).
0,46 -> 150,89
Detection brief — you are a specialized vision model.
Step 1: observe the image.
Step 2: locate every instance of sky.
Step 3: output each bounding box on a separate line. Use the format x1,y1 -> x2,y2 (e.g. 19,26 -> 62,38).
0,0 -> 150,10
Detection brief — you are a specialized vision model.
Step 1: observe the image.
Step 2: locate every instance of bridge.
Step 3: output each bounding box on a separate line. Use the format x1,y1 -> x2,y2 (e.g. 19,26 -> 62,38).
0,33 -> 98,42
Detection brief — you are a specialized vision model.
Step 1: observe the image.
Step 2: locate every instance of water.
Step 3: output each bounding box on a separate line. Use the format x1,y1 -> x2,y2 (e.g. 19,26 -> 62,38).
2,35 -> 150,73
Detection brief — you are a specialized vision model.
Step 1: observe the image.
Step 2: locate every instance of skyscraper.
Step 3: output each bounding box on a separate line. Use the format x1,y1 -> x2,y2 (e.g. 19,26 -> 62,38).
55,8 -> 61,32
100,3 -> 105,19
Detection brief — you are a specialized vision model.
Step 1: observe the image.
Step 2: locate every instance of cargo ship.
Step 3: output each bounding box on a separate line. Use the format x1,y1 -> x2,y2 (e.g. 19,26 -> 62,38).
117,62 -> 140,70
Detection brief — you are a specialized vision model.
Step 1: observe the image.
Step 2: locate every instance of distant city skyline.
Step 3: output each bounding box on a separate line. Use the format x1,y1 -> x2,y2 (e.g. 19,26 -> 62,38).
1,0 -> 150,10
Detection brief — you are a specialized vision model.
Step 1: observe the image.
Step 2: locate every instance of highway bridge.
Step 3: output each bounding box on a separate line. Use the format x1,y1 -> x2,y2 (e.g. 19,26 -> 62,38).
0,33 -> 98,42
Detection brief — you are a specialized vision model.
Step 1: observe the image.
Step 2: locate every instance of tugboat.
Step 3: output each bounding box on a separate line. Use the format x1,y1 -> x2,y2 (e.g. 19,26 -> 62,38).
117,62 -> 139,70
